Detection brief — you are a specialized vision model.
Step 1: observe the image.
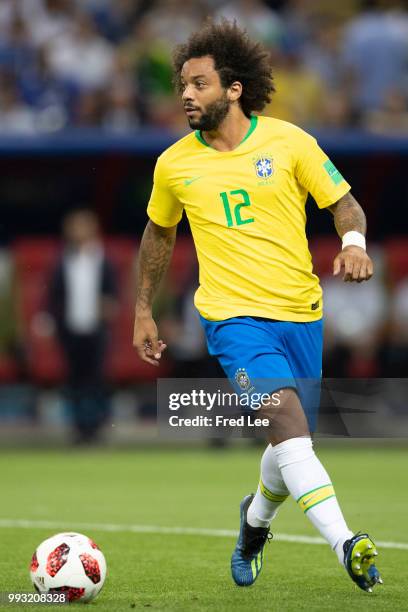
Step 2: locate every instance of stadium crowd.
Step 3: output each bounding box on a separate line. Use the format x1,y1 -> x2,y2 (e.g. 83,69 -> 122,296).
0,0 -> 407,135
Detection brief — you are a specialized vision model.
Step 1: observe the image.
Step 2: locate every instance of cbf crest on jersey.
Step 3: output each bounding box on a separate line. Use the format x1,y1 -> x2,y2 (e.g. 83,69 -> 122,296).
254,155 -> 274,179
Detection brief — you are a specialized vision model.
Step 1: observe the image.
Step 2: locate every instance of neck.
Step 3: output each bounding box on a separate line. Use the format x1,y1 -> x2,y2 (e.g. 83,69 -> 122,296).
201,108 -> 251,152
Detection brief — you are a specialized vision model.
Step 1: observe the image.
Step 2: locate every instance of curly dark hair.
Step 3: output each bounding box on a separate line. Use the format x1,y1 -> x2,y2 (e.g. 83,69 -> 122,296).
173,19 -> 275,117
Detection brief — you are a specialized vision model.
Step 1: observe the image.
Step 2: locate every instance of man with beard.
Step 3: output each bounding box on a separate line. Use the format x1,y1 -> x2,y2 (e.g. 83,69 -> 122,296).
133,20 -> 382,593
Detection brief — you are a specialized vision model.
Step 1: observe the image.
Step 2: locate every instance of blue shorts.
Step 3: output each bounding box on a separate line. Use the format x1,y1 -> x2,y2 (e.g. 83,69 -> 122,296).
199,315 -> 323,431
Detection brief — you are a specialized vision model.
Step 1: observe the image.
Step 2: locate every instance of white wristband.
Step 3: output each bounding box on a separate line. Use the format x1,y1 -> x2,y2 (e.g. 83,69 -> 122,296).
342,231 -> 366,251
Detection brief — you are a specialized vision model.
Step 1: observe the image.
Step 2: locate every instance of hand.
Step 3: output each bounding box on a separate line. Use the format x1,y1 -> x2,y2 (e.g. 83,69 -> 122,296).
333,245 -> 374,282
133,313 -> 167,366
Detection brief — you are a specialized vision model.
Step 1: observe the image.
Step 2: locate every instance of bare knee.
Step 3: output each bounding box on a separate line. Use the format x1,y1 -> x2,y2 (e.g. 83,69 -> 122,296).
258,387 -> 310,445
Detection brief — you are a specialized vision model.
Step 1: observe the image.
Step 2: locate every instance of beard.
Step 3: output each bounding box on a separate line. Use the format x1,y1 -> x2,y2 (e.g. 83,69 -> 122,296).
186,92 -> 230,131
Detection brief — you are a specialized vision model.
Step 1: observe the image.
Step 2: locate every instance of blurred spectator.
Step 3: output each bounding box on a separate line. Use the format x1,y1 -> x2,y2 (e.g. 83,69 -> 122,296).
0,72 -> 37,133
23,0 -> 75,47
341,0 -> 408,116
0,1 -> 15,39
216,0 -> 284,46
46,12 -> 115,89
319,91 -> 353,129
118,22 -> 172,101
0,13 -> 36,76
118,33 -> 173,130
264,45 -> 328,128
139,0 -> 206,48
82,0 -> 147,43
48,209 -> 118,444
363,89 -> 408,135
280,0 -> 313,49
102,54 -> 141,132
303,15 -> 345,91
118,0 -> 205,104
19,47 -> 75,131
74,89 -> 106,127
281,0 -> 358,52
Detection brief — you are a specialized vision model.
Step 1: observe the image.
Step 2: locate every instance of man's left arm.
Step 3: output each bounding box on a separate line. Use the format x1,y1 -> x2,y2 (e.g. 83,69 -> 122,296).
327,192 -> 374,282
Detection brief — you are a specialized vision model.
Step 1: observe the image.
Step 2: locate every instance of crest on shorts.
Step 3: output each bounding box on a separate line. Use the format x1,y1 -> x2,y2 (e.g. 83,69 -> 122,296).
254,155 -> 273,179
235,368 -> 252,391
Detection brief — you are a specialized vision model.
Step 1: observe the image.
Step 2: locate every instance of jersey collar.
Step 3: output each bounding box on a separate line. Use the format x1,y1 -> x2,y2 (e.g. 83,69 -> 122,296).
195,115 -> 258,150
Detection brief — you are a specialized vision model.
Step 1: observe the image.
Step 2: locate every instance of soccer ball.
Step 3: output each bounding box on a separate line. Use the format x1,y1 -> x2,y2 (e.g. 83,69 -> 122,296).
29,532 -> 107,603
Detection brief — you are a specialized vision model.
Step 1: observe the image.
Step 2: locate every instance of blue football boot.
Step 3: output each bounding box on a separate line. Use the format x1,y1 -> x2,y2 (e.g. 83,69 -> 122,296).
343,532 -> 383,593
231,494 -> 272,586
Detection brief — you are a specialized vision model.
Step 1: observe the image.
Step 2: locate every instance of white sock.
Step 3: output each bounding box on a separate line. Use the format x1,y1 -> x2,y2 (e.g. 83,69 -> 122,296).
247,444 -> 289,528
274,437 -> 353,563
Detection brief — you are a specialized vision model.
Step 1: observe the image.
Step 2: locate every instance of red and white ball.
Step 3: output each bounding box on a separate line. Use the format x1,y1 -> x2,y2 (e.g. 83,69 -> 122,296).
30,532 -> 107,603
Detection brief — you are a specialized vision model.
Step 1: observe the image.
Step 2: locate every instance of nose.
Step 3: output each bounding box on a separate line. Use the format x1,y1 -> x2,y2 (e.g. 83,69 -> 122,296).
182,84 -> 194,103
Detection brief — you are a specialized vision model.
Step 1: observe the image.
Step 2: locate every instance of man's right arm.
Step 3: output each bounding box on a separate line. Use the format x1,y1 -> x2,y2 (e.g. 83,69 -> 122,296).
133,219 -> 177,366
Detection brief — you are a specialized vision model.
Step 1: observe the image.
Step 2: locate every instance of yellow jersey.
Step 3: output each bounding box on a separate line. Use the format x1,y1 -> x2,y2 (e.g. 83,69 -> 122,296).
147,115 -> 350,322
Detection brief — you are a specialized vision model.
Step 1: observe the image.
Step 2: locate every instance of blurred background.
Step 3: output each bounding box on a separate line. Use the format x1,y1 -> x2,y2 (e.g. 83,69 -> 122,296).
0,0 -> 407,445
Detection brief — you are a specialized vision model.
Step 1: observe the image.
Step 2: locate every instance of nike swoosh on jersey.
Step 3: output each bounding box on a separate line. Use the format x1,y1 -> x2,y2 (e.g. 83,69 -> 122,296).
184,176 -> 203,186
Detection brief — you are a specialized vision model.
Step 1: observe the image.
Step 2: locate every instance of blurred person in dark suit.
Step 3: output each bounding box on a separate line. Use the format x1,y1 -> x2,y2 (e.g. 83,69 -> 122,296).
49,208 -> 117,444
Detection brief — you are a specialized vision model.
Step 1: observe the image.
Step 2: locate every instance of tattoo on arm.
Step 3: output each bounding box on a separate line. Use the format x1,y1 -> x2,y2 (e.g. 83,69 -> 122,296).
136,220 -> 176,312
327,192 -> 367,238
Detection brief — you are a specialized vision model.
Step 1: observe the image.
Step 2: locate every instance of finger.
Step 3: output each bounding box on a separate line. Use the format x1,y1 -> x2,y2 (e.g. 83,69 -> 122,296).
137,346 -> 160,366
144,344 -> 161,359
145,340 -> 167,358
351,260 -> 361,281
142,355 -> 160,366
357,263 -> 367,282
149,335 -> 161,359
343,257 -> 354,281
144,345 -> 155,356
367,258 -> 374,279
333,256 -> 342,276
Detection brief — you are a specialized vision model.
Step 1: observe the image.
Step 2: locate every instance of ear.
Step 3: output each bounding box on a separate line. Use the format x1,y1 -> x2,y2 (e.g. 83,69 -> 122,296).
228,81 -> 242,102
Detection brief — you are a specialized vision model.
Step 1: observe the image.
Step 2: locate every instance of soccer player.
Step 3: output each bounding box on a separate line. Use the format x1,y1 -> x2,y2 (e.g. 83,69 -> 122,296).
133,20 -> 382,593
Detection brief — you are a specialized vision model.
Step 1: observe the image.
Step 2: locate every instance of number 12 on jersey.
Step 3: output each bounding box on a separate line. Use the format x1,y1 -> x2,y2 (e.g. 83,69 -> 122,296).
220,189 -> 254,227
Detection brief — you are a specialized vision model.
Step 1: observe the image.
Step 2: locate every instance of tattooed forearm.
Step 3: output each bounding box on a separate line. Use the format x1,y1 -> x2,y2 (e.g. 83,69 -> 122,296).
136,220 -> 177,312
327,192 -> 366,238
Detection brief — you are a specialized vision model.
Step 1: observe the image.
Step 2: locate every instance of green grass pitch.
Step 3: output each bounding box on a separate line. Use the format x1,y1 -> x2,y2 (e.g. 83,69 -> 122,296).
0,444 -> 406,611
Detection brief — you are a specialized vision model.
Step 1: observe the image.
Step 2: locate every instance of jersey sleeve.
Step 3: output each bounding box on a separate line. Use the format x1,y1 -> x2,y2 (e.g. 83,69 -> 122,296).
294,130 -> 351,209
147,155 -> 184,227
